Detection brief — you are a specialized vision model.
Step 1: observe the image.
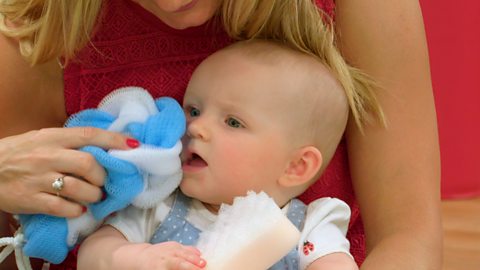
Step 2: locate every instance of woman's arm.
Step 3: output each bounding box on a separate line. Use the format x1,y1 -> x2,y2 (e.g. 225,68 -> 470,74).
335,0 -> 442,269
0,26 -> 66,138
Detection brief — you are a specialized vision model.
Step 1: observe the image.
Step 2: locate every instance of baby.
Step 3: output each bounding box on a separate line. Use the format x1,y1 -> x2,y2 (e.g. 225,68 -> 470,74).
78,40 -> 357,270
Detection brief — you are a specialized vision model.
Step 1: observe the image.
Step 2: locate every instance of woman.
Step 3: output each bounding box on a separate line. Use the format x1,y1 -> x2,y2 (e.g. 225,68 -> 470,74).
0,0 -> 441,269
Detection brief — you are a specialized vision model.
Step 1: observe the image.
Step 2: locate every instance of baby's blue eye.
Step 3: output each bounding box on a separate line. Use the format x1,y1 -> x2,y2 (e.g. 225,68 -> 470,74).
189,107 -> 200,117
226,117 -> 243,128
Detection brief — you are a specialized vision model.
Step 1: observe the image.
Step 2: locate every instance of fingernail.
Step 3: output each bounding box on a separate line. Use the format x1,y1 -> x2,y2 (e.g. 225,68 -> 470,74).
101,191 -> 107,200
126,138 -> 140,148
81,206 -> 88,213
199,259 -> 206,267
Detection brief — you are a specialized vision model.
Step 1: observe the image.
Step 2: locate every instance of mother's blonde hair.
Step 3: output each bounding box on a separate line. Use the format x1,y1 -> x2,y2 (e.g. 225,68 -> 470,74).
222,1 -> 385,129
0,0 -> 384,128
0,0 -> 102,65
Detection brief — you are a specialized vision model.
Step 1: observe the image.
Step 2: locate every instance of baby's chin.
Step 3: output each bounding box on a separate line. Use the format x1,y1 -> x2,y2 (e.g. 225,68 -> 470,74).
179,180 -> 205,199
178,181 -> 192,196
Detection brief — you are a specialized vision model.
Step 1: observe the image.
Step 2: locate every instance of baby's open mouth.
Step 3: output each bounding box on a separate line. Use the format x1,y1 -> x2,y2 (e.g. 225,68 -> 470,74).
185,152 -> 208,167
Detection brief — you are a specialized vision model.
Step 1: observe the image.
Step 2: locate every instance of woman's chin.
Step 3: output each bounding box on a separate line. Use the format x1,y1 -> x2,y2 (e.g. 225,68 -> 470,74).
163,17 -> 208,30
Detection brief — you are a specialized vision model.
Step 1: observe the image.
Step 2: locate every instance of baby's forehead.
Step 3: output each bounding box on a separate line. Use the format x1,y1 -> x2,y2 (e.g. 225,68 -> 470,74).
218,44 -> 334,83
216,43 -> 306,67
192,40 -> 345,107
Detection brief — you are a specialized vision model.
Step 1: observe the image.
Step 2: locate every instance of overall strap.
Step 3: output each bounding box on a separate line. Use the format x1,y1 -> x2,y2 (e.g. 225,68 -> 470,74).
268,198 -> 307,270
286,198 -> 307,230
150,190 -> 199,245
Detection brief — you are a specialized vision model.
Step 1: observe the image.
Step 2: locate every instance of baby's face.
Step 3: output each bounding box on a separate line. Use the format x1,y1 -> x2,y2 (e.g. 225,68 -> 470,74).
180,52 -> 296,209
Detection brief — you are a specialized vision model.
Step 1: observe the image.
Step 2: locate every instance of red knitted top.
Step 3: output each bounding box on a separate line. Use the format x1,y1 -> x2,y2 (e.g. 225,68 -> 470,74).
59,0 -> 365,268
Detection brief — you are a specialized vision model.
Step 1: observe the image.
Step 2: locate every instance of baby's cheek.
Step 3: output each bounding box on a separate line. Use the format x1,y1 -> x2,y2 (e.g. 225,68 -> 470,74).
217,147 -> 257,178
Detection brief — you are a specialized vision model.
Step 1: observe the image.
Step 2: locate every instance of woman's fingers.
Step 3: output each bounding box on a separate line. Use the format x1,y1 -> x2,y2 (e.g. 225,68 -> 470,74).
45,174 -> 103,203
32,192 -> 86,218
31,127 -> 138,150
7,173 -> 95,217
51,149 -> 107,187
57,175 -> 103,203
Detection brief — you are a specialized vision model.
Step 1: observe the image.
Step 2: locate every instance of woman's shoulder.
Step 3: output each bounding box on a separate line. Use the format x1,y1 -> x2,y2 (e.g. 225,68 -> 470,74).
0,34 -> 65,136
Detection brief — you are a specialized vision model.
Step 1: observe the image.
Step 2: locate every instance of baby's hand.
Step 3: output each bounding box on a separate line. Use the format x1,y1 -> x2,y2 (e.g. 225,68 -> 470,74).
137,241 -> 206,270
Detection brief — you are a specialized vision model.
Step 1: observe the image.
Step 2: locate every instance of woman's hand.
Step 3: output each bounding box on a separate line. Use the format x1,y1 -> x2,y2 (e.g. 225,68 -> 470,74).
0,127 -> 138,217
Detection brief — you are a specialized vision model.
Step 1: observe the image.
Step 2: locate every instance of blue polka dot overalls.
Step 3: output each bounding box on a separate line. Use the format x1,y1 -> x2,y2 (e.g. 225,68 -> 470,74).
150,191 -> 307,270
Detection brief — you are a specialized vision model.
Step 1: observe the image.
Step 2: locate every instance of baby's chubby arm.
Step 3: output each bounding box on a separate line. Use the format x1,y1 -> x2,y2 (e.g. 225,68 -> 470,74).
306,253 -> 358,270
78,225 -> 206,270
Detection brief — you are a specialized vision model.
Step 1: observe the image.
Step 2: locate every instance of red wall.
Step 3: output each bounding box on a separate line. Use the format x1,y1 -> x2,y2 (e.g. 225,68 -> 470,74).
420,0 -> 480,199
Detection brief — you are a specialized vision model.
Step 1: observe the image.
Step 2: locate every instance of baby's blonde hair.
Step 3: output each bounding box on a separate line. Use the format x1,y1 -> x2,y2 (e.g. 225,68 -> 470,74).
0,0 -> 384,128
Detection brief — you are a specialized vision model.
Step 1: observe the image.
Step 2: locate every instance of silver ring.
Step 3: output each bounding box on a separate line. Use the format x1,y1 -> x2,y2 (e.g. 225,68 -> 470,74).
52,176 -> 65,196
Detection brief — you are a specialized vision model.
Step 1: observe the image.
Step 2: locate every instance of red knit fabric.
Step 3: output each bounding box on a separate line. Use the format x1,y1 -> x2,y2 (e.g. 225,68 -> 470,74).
55,0 -> 366,269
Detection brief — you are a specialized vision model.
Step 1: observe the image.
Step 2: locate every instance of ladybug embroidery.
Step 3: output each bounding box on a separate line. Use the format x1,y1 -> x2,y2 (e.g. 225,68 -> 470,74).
302,241 -> 315,255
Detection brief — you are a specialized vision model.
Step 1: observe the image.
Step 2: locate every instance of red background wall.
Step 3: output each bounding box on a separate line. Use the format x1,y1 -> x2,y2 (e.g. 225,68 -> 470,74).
420,0 -> 480,199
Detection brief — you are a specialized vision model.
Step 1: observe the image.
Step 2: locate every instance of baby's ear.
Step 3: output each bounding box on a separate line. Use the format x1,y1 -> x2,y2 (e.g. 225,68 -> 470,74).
278,146 -> 323,188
